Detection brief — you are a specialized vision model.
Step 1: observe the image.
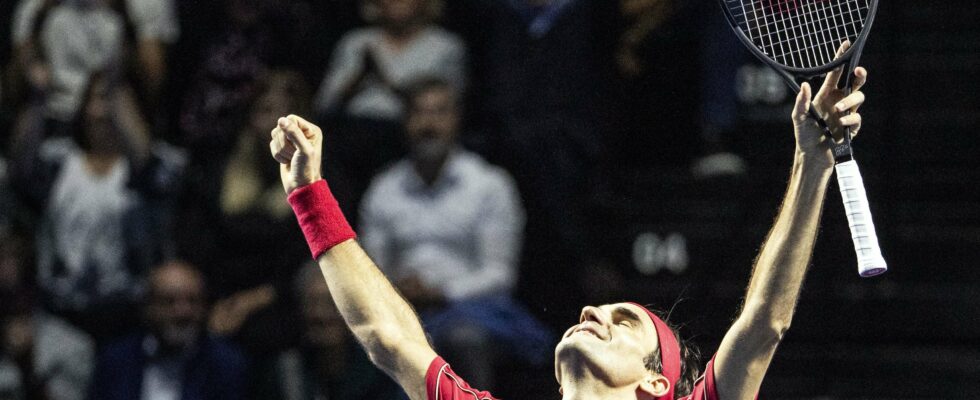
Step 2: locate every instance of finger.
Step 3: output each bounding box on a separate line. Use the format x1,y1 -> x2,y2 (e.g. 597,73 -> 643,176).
279,117 -> 314,154
792,82 -> 813,124
270,140 -> 292,164
821,41 -> 851,92
271,127 -> 293,157
286,114 -> 320,139
834,91 -> 865,113
851,67 -> 867,93
270,128 -> 296,162
839,113 -> 862,127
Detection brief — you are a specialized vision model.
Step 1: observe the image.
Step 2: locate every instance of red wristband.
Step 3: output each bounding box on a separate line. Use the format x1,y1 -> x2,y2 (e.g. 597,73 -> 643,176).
287,180 -> 356,259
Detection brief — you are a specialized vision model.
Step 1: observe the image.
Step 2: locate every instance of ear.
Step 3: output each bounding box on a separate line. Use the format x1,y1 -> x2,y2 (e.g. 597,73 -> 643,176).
637,374 -> 671,399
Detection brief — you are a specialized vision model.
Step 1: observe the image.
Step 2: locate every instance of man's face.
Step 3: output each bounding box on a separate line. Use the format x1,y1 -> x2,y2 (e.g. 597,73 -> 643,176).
145,264 -> 206,352
555,303 -> 660,388
378,0 -> 425,25
405,87 -> 459,164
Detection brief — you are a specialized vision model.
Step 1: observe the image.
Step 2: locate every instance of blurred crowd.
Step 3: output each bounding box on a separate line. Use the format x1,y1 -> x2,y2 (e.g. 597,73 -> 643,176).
0,0 -> 744,399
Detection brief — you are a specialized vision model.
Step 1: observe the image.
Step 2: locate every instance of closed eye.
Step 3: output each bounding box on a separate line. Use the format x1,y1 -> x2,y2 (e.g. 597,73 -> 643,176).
612,306 -> 643,330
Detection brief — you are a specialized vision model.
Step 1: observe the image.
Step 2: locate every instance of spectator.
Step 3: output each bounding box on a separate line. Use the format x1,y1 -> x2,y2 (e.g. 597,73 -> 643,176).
179,70 -> 310,391
10,0 -> 122,125
176,0 -> 276,162
359,77 -> 550,388
253,266 -> 401,400
313,0 -> 465,121
91,261 -> 246,400
0,230 -> 95,400
8,72 -> 185,342
9,0 -> 179,125
447,0 -> 609,325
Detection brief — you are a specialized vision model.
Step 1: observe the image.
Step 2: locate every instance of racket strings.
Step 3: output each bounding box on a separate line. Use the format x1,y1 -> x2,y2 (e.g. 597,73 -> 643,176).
726,0 -> 870,69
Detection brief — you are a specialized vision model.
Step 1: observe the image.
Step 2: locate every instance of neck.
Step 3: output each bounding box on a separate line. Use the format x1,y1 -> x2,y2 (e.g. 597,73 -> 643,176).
559,366 -> 641,400
412,153 -> 449,187
561,381 -> 639,400
383,22 -> 423,45
84,152 -> 121,176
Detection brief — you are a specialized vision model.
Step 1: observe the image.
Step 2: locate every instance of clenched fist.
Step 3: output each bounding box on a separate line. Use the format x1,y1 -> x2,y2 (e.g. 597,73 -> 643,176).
270,115 -> 323,194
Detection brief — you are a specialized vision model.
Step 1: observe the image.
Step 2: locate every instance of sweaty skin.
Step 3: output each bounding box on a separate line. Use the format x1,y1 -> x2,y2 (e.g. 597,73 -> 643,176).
270,63 -> 868,400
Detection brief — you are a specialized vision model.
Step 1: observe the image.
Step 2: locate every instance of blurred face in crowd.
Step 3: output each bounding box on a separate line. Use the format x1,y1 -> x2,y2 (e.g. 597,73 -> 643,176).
145,262 -> 207,352
250,87 -> 291,140
225,0 -> 266,26
249,73 -> 307,141
81,75 -> 123,154
299,274 -> 347,349
377,0 -> 427,27
555,303 -> 666,395
405,85 -> 459,168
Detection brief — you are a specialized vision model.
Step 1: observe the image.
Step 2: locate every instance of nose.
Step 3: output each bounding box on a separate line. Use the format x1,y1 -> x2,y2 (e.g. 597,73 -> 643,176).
579,306 -> 606,326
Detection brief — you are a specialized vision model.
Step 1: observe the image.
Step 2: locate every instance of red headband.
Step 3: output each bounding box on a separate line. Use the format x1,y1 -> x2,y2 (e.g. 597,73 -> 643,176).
628,302 -> 680,400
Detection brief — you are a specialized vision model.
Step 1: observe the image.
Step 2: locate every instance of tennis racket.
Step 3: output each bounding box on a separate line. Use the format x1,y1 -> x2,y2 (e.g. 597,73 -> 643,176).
718,0 -> 886,277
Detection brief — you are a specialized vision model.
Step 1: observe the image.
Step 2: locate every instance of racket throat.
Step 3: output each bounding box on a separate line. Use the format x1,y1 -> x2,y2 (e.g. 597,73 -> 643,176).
832,142 -> 854,162
811,107 -> 856,162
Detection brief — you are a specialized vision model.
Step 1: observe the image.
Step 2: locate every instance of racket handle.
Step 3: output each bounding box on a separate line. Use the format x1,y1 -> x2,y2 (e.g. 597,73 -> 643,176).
834,160 -> 887,277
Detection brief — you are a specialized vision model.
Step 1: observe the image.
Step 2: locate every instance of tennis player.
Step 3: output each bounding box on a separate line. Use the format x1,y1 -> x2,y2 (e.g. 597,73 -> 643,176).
269,65 -> 868,400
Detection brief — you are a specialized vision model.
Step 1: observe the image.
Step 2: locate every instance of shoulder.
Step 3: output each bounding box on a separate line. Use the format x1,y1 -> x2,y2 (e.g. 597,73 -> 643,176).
364,160 -> 412,199
98,335 -> 145,363
38,137 -> 79,164
680,354 -> 723,400
12,0 -> 44,44
36,313 -> 95,357
426,356 -> 498,400
420,27 -> 466,51
201,335 -> 247,367
338,27 -> 382,48
456,151 -> 517,193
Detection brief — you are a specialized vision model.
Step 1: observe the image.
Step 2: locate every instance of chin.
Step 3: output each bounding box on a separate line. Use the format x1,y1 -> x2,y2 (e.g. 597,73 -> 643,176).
555,335 -> 598,371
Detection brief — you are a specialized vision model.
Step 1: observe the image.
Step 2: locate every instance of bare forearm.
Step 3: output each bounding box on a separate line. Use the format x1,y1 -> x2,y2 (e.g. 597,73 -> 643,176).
316,239 -> 431,368
741,153 -> 833,327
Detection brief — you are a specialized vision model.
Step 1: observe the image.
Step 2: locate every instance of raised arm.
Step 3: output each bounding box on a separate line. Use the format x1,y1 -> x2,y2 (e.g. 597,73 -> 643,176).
713,64 -> 869,400
270,115 -> 436,400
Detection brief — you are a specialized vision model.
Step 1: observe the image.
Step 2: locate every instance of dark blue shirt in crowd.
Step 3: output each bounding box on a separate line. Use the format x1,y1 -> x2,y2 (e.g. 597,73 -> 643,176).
90,334 -> 246,400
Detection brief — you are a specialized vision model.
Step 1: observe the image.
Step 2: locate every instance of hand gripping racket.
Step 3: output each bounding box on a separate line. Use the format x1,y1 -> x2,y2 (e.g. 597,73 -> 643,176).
718,0 -> 886,277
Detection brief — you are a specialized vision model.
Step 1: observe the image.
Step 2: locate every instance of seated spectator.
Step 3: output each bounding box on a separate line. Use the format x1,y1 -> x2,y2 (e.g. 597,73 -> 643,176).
0,229 -> 95,400
177,0 -> 276,161
179,70 -> 310,388
91,261 -> 246,400
252,266 -> 401,400
8,72 -> 185,342
359,77 -> 551,388
313,0 -> 465,121
9,0 -> 179,124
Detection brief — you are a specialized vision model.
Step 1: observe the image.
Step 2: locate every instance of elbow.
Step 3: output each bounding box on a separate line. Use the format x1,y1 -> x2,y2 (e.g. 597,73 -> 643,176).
354,323 -> 418,371
738,305 -> 793,343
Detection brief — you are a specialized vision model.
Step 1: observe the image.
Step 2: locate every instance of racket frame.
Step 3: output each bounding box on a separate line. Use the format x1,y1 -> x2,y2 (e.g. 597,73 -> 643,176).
718,0 -> 880,162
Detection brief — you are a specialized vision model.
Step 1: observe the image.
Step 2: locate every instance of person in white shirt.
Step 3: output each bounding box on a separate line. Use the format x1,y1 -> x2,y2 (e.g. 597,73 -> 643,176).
313,0 -> 465,121
359,77 -> 551,388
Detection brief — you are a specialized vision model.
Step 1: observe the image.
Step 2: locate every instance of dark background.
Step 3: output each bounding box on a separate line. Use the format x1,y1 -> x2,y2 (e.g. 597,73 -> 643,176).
2,0 -> 978,398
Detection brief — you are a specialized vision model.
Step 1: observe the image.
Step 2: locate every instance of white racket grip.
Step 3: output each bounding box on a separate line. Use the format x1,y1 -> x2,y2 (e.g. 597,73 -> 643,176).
835,160 -> 887,277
